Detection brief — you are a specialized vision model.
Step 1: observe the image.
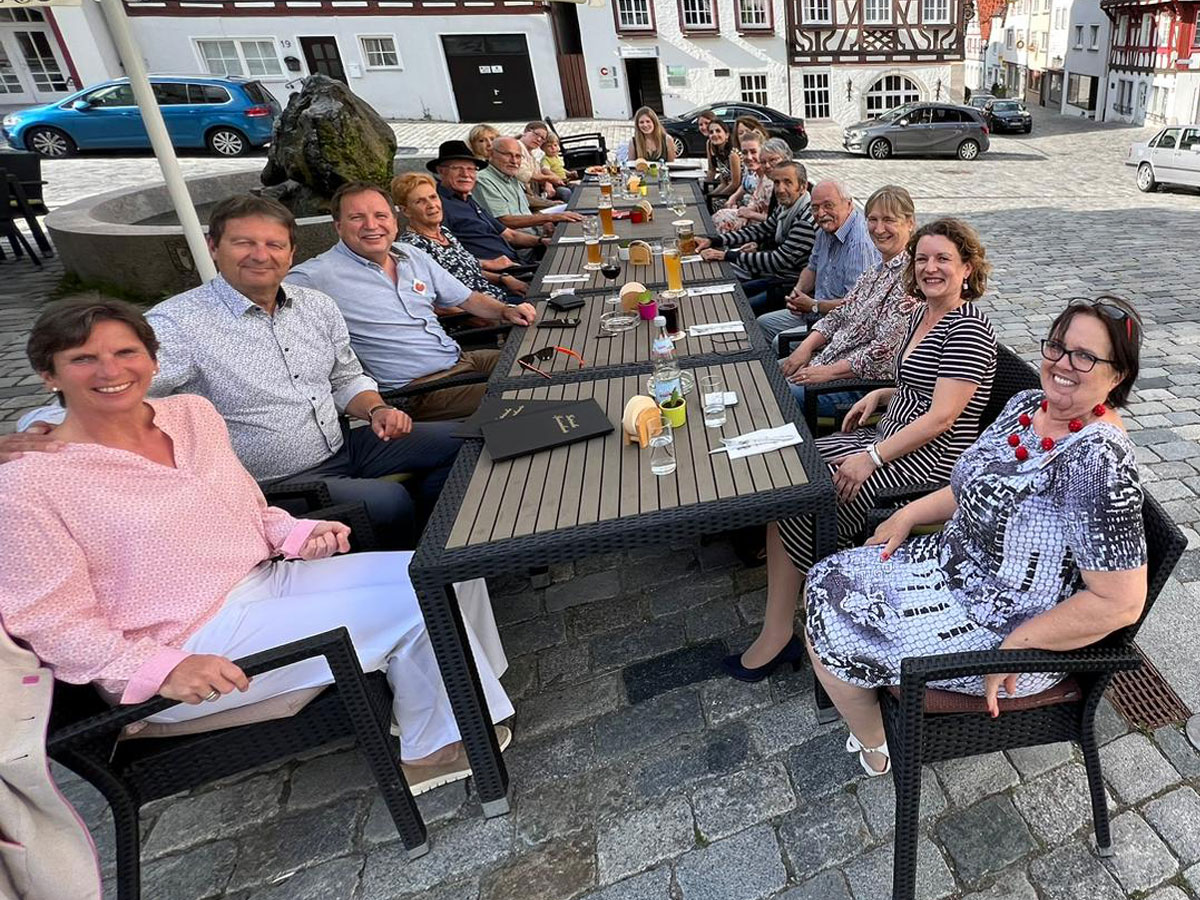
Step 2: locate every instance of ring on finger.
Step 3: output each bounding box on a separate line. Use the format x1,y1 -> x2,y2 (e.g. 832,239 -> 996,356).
204,689 -> 220,702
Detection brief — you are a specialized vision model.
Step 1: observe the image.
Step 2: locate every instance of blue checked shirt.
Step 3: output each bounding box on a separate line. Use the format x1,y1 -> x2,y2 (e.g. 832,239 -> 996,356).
806,208 -> 881,301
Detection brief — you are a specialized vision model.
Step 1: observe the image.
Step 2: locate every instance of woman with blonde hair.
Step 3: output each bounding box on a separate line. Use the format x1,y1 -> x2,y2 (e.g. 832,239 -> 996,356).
628,106 -> 677,163
467,124 -> 499,162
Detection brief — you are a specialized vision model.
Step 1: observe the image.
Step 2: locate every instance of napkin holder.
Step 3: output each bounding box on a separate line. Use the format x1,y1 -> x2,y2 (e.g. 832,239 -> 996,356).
622,395 -> 662,447
620,281 -> 648,312
636,199 -> 654,222
628,240 -> 652,266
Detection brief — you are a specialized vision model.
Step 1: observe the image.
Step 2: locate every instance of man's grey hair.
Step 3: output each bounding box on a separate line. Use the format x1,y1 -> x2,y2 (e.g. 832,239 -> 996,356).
492,136 -> 521,155
771,160 -> 808,184
761,138 -> 792,159
814,178 -> 854,202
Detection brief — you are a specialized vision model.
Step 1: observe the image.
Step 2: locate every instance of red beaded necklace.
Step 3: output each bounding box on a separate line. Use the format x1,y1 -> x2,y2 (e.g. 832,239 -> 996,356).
1007,399 -> 1107,461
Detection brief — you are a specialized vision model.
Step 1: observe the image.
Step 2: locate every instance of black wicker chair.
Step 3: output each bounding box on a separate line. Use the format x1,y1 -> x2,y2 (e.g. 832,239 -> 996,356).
883,492 -> 1186,900
46,503 -> 425,900
544,116 -> 606,170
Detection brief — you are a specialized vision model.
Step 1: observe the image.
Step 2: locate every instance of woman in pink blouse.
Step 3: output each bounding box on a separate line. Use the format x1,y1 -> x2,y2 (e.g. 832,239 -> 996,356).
0,298 -> 512,790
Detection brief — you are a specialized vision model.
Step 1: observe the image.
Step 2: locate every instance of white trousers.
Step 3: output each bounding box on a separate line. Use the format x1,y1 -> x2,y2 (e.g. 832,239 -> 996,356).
146,551 -> 513,762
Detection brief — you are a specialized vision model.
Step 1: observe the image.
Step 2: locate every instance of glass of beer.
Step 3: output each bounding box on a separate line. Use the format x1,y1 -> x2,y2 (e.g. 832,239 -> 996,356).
673,220 -> 697,255
599,173 -> 613,199
598,196 -> 615,237
663,244 -> 683,293
583,216 -> 602,270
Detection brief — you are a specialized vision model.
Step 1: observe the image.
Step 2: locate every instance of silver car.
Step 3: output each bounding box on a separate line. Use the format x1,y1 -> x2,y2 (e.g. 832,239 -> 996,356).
843,102 -> 991,161
1126,124 -> 1200,192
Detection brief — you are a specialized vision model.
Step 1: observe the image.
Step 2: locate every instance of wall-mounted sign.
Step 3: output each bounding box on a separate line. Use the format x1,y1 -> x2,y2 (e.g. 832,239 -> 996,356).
598,65 -> 619,89
619,45 -> 659,58
666,64 -> 686,87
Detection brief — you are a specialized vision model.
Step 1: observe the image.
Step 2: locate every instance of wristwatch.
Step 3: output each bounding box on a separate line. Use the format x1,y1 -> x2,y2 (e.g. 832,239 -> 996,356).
811,300 -> 820,314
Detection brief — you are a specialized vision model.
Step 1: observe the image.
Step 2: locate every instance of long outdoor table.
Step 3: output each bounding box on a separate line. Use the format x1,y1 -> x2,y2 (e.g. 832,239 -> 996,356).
408,357 -> 836,816
568,178 -> 707,212
528,242 -> 726,296
492,285 -> 762,383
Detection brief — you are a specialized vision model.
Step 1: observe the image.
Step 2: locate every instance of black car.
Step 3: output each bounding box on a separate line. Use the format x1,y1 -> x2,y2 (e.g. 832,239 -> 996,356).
986,99 -> 1033,134
661,102 -> 808,158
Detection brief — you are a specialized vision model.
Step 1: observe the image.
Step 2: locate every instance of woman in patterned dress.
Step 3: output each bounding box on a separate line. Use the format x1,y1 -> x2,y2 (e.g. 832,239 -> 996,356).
705,120 -> 743,201
0,298 -> 514,793
393,172 -> 527,302
712,133 -> 768,232
808,297 -> 1147,775
723,218 -> 998,682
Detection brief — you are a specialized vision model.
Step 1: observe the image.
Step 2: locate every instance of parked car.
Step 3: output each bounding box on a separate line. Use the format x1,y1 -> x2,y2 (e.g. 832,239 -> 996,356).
1126,124 -> 1200,191
1,75 -> 280,159
843,102 -> 990,160
986,99 -> 1033,134
966,93 -> 996,110
662,102 -> 808,158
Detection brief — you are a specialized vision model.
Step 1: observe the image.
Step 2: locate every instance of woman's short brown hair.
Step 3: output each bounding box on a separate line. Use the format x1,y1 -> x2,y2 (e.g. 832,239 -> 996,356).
903,217 -> 991,301
27,297 -> 158,377
207,194 -> 296,247
390,172 -> 437,209
1047,295 -> 1142,408
864,184 -> 916,222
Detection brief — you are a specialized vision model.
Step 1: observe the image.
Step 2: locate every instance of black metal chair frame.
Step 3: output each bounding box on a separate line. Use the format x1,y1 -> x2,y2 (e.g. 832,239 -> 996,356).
883,493 -> 1185,900
0,170 -> 45,266
46,503 -> 423,900
544,116 -> 607,171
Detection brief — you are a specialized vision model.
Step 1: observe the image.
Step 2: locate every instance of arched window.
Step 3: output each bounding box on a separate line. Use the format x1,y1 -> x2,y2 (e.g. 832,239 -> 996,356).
864,74 -> 922,117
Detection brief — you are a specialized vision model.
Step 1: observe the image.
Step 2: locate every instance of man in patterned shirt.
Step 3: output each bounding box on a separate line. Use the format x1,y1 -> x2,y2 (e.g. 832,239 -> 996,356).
7,195 -> 462,549
287,182 -> 537,420
756,179 -> 882,344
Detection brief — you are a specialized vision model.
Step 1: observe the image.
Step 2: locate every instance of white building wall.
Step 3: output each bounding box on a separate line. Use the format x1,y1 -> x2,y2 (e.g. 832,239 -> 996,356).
788,63 -> 957,125
123,13 -> 565,122
51,5 -> 124,88
1060,0 -> 1110,117
576,0 -> 789,120
1178,72 -> 1200,124
1105,68 -> 1170,124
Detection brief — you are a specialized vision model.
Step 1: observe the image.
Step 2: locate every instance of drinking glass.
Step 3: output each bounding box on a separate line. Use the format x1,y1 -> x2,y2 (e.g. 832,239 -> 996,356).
673,219 -> 697,255
583,217 -> 602,271
669,196 -> 688,218
649,415 -> 677,476
598,197 -> 615,237
659,295 -> 683,340
599,173 -> 613,199
701,375 -> 727,428
600,254 -> 622,282
663,245 -> 683,293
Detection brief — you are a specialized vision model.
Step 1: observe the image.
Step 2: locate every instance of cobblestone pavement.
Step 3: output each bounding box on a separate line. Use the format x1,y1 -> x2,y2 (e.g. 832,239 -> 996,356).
7,111 -> 1200,899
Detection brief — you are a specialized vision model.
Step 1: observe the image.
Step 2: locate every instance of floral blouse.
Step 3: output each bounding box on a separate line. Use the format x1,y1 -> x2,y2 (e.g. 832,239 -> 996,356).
811,251 -> 922,379
398,227 -> 505,299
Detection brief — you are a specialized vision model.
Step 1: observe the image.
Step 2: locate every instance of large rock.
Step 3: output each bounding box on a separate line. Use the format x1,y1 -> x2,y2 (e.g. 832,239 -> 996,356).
260,75 -> 396,215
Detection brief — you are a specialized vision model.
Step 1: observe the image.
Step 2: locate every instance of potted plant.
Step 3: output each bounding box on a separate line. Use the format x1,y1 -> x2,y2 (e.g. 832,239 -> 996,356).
637,290 -> 658,321
617,239 -> 633,261
660,387 -> 686,427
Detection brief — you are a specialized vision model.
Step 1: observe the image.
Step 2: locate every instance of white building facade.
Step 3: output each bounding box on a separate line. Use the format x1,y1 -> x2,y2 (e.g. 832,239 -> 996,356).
1059,0 -> 1110,117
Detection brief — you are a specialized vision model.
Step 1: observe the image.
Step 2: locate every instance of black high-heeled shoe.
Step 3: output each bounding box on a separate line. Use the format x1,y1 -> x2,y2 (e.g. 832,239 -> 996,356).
720,635 -> 805,683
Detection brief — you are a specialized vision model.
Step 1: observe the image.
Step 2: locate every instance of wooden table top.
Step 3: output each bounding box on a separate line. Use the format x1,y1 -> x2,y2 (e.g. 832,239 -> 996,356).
444,359 -> 809,550
555,210 -> 703,242
502,288 -> 752,379
530,242 -> 727,296
569,179 -> 705,211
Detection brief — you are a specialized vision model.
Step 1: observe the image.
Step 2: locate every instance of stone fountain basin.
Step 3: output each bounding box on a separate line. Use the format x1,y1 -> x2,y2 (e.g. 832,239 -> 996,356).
45,169 -> 337,301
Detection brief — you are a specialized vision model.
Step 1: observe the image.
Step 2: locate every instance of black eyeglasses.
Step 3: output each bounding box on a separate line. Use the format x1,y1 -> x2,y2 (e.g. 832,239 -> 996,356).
1041,339 -> 1115,373
1066,296 -> 1141,346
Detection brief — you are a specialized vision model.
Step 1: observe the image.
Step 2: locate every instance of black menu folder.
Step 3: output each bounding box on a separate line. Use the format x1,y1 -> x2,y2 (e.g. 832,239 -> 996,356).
453,398 -> 582,439
481,399 -> 614,462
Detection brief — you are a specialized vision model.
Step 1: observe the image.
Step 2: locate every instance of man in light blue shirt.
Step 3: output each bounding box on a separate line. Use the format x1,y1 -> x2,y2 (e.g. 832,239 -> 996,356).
756,180 -> 881,344
287,182 -> 536,420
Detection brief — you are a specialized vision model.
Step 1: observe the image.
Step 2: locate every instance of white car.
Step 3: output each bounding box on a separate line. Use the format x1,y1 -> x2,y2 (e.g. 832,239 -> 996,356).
1126,124 -> 1200,192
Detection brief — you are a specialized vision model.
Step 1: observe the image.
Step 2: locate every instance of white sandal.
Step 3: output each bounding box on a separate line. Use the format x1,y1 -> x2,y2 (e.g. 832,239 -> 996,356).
845,732 -> 891,776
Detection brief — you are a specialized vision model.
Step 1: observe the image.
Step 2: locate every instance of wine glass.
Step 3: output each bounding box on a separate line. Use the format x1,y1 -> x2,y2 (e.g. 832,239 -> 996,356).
600,253 -> 622,282
669,196 -> 688,218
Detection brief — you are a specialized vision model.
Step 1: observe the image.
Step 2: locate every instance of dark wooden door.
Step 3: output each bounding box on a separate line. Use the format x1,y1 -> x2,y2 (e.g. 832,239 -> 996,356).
300,37 -> 346,83
441,35 -> 540,121
624,59 -> 662,115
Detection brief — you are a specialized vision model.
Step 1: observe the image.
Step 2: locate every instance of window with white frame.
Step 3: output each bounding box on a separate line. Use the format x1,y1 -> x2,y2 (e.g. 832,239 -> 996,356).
1074,24 -> 1083,46
864,0 -> 891,25
740,73 -> 769,105
802,71 -> 830,118
864,73 -> 920,116
922,0 -> 949,23
1156,12 -> 1170,43
1089,24 -> 1100,48
360,36 -> 401,68
196,38 -> 282,78
736,0 -> 771,29
1117,14 -> 1128,43
617,0 -> 654,29
1137,13 -> 1151,45
1006,28 -> 1014,48
681,0 -> 717,28
802,0 -> 832,23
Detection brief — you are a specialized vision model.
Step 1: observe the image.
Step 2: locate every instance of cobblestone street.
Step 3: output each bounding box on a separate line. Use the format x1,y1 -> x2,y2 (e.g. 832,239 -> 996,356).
5,111 -> 1200,899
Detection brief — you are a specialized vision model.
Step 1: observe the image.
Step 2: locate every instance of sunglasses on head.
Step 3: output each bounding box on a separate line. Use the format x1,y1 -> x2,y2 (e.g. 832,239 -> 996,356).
517,346 -> 586,378
1066,296 -> 1141,346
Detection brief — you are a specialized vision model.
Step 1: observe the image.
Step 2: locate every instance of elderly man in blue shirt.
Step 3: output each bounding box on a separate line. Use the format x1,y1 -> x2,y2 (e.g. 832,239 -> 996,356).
756,180 -> 881,344
8,194 -> 462,550
287,182 -> 537,422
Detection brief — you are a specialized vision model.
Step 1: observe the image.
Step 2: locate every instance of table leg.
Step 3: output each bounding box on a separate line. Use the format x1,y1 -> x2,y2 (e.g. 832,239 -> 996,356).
411,576 -> 510,816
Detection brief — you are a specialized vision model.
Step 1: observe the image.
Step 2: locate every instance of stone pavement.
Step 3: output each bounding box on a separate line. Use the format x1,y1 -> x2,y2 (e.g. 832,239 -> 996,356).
4,111 -> 1200,899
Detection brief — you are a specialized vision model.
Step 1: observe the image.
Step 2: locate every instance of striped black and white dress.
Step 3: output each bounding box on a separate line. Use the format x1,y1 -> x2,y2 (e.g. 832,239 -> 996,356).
777,302 -> 997,573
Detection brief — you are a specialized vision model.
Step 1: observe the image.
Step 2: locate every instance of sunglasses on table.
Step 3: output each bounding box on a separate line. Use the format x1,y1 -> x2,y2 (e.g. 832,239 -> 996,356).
517,346 -> 586,378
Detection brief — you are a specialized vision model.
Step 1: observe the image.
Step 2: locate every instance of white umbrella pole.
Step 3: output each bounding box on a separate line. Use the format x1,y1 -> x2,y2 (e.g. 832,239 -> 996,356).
98,0 -> 217,283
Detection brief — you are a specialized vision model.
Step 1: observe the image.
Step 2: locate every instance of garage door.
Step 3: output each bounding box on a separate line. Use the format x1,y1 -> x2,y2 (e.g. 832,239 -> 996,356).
442,34 -> 540,122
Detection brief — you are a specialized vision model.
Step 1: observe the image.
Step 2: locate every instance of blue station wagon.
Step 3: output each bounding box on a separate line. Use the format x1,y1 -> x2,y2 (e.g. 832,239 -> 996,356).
1,75 -> 281,158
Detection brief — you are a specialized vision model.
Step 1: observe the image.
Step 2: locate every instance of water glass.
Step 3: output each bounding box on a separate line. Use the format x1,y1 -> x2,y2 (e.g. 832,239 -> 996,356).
701,375 -> 726,428
648,415 -> 677,476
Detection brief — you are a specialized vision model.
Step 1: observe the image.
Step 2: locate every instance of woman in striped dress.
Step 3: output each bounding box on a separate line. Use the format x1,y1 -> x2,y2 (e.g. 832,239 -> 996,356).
722,218 -> 998,682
